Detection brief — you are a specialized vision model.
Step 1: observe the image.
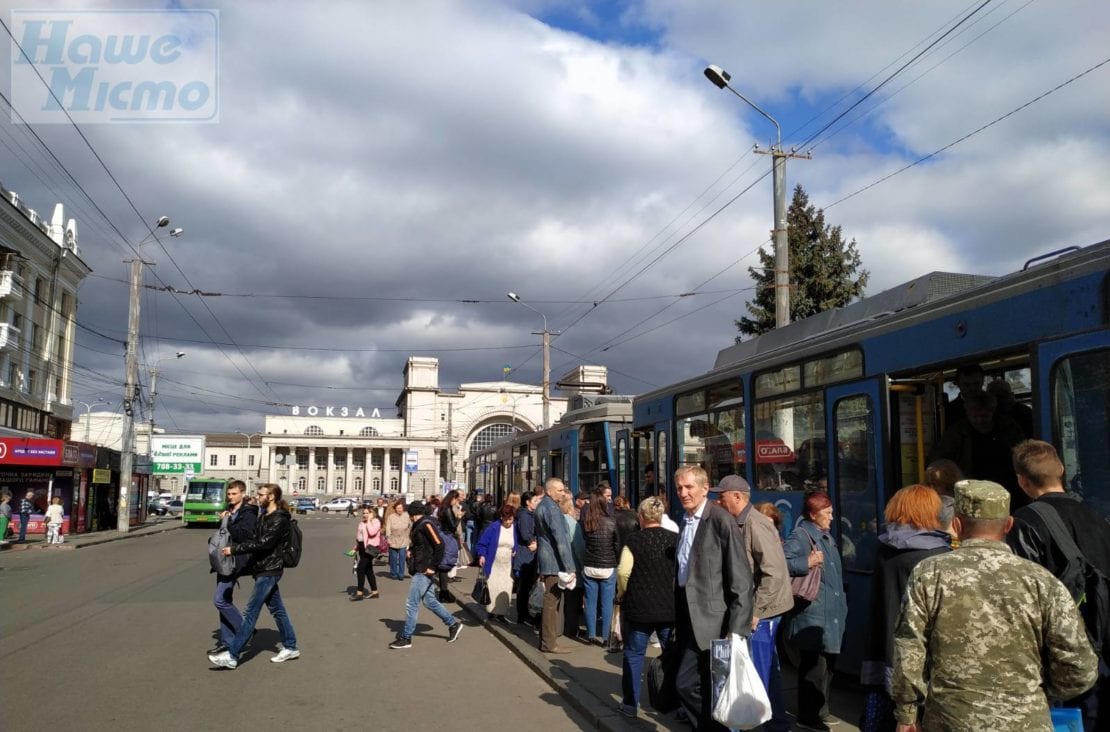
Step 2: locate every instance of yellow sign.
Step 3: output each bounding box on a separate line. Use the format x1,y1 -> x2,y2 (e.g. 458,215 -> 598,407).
92,468 -> 111,484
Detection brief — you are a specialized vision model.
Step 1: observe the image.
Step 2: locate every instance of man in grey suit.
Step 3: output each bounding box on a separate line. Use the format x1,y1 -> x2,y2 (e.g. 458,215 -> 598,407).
674,465 -> 754,730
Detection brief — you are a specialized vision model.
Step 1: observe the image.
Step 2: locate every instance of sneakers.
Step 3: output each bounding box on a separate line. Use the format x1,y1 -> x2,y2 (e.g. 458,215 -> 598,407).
207,650 -> 238,669
369,591 -> 380,599
447,622 -> 463,643
270,647 -> 301,663
389,636 -> 413,650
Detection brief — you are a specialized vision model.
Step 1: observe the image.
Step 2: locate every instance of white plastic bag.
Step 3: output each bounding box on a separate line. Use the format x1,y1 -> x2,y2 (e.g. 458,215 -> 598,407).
710,633 -> 772,730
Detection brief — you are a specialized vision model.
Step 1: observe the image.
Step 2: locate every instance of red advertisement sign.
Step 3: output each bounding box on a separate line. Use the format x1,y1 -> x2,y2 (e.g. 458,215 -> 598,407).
0,438 -> 65,466
733,440 -> 797,464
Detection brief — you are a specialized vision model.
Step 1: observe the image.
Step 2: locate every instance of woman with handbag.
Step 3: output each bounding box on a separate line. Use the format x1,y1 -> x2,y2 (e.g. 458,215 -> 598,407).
385,499 -> 411,580
476,504 -> 518,623
351,507 -> 382,600
783,491 -> 848,732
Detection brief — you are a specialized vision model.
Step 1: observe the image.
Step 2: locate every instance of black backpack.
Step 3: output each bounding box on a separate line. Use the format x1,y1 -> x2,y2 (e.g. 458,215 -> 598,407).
1028,501 -> 1110,661
281,518 -> 303,568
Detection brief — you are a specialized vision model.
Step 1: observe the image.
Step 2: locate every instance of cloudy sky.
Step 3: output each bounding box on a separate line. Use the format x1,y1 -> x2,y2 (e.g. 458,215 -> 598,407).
2,0 -> 1108,433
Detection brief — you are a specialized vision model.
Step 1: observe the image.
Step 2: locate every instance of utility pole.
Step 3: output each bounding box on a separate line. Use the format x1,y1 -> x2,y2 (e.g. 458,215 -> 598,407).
446,402 -> 455,482
540,328 -> 550,429
704,64 -> 810,328
118,257 -> 143,533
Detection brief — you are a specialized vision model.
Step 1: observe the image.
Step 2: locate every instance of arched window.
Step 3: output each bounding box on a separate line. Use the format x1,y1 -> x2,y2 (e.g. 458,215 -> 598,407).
297,477 -> 306,491
373,477 -> 381,491
469,423 -> 515,454
390,477 -> 399,491
359,426 -> 379,437
316,477 -> 325,491
335,477 -> 344,491
304,425 -> 324,436
354,477 -> 363,492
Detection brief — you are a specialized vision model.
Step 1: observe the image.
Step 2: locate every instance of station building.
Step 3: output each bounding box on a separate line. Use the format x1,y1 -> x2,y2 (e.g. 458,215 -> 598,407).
145,357 -> 610,499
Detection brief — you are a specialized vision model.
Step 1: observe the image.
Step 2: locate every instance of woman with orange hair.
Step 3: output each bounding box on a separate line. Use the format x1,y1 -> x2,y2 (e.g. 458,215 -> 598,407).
859,485 -> 952,731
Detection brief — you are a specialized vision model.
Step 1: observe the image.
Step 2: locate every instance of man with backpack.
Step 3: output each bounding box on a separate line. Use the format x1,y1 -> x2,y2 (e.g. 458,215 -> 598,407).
208,483 -> 300,669
1008,440 -> 1110,729
389,501 -> 463,649
208,480 -> 257,656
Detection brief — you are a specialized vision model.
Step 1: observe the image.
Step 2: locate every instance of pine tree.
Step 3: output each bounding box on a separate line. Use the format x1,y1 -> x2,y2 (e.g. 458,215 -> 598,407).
737,184 -> 869,337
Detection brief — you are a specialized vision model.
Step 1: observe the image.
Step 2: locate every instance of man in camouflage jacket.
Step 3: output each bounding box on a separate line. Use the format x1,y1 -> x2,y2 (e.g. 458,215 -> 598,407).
892,480 -> 1096,731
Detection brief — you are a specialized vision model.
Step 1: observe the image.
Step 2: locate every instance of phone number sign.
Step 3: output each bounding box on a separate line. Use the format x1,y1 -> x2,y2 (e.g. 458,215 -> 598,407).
154,462 -> 203,474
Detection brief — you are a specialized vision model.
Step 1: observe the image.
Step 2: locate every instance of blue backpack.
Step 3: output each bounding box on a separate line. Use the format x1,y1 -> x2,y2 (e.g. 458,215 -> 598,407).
418,517 -> 459,571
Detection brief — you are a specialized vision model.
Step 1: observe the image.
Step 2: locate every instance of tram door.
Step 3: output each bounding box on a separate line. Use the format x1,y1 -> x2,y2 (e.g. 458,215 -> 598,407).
615,429 -> 632,503
824,379 -> 888,672
1037,331 -> 1110,517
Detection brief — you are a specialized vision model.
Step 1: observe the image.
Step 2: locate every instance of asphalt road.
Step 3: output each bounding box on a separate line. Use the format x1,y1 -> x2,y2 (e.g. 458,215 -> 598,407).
0,514 -> 591,731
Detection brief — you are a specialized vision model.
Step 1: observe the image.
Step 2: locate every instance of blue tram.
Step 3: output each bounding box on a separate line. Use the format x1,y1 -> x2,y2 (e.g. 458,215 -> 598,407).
466,395 -> 633,504
622,240 -> 1109,670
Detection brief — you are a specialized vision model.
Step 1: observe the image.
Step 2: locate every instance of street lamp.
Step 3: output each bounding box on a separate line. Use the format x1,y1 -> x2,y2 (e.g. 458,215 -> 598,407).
237,431 -> 262,484
119,216 -> 182,534
704,64 -> 808,329
148,351 -> 185,448
507,292 -> 556,428
77,398 -> 110,443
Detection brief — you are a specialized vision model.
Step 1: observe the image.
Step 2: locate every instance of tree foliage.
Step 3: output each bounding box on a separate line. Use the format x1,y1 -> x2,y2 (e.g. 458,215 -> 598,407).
737,184 -> 869,337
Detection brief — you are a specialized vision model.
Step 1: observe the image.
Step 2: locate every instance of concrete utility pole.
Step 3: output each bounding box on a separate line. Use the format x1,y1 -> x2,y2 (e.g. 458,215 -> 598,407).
118,217 -> 180,533
507,292 -> 558,428
118,257 -> 143,533
704,64 -> 810,328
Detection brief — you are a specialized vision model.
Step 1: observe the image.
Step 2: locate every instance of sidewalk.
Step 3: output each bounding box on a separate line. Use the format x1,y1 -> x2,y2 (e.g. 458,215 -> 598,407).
0,516 -> 185,552
450,564 -> 863,731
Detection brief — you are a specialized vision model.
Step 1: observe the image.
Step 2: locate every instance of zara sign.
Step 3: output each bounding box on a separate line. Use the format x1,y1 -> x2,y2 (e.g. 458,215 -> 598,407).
291,405 -> 382,418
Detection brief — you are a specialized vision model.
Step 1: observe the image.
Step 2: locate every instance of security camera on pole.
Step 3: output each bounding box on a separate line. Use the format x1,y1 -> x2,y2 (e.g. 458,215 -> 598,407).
118,217 -> 182,533
704,64 -> 810,328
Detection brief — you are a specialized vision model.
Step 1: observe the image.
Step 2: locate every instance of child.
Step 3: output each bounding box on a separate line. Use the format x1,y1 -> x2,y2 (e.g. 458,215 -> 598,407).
44,496 -> 64,545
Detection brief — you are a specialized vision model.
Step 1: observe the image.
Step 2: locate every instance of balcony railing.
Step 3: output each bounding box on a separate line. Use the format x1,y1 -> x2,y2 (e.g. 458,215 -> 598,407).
0,322 -> 20,349
0,270 -> 23,299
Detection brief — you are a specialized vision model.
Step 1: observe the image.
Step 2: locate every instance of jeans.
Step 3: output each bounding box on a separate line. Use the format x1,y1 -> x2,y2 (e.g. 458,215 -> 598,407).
228,574 -> 296,660
621,620 -> 673,710
18,513 -> 29,542
388,547 -> 407,579
750,617 -> 790,731
213,576 -> 243,647
583,571 -> 616,639
402,572 -> 458,639
465,519 -> 475,555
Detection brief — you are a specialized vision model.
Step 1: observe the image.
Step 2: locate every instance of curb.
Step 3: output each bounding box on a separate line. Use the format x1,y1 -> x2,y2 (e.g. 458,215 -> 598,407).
74,521 -> 187,549
453,572 -> 653,732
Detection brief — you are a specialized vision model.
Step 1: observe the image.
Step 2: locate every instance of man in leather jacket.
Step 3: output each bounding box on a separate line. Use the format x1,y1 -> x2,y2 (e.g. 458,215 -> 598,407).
208,483 -> 299,669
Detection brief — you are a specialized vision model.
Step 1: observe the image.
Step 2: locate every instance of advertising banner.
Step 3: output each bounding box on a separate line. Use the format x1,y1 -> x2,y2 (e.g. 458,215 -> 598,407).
151,435 -> 205,474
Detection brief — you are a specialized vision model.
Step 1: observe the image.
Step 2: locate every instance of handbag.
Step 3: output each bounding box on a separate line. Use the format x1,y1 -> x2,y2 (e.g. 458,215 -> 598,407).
528,579 -> 546,616
607,603 -> 623,653
471,575 -> 491,605
791,532 -> 822,603
458,543 -> 473,568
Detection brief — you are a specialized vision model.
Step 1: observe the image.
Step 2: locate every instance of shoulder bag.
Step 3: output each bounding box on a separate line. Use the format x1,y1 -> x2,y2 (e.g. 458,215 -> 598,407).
791,531 -> 822,603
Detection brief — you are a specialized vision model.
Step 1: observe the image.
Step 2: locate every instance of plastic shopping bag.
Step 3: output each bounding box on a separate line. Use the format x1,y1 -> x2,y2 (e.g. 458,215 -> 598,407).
710,634 -> 772,730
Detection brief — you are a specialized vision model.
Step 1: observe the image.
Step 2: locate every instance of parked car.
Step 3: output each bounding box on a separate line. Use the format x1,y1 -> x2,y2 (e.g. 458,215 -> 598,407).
165,499 -> 185,515
147,500 -> 168,516
319,497 -> 354,513
294,498 -> 316,515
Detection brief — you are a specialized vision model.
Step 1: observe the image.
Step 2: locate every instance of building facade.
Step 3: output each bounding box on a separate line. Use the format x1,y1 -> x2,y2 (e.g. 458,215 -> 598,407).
118,357 -> 608,499
0,185 -> 90,439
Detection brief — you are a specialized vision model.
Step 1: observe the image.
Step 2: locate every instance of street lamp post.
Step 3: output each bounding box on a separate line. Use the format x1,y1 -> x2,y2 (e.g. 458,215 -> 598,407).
77,399 -> 109,443
148,351 -> 185,450
507,292 -> 557,429
118,217 -> 183,534
237,431 -> 262,485
704,64 -> 809,329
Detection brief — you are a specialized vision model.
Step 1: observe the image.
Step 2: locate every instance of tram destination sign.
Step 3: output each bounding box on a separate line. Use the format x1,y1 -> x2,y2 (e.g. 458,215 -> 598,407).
151,435 -> 205,474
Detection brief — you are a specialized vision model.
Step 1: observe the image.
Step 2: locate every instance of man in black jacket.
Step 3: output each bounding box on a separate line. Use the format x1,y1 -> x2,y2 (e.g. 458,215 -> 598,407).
390,501 -> 463,649
208,480 -> 257,655
1008,440 -> 1110,729
208,483 -> 299,669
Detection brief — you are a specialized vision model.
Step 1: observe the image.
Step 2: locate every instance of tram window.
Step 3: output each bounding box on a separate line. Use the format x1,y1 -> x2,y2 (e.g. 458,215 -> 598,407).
755,365 -> 801,398
834,395 -> 879,572
657,432 -> 668,497
1052,349 -> 1110,516
804,349 -> 863,387
676,404 -> 746,487
677,390 -> 706,416
753,392 -> 824,491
